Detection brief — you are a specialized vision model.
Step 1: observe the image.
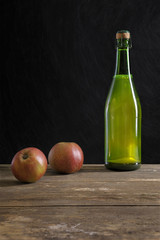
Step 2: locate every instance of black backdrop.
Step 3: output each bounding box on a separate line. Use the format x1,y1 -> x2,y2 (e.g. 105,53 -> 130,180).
2,0 -> 160,164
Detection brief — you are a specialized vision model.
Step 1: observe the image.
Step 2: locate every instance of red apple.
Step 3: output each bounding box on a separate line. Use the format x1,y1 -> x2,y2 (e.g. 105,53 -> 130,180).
11,147 -> 48,183
48,142 -> 84,174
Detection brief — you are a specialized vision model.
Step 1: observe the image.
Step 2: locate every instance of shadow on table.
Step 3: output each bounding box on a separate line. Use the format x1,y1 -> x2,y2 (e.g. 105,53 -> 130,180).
45,166 -> 110,176
45,170 -> 73,176
0,179 -> 29,187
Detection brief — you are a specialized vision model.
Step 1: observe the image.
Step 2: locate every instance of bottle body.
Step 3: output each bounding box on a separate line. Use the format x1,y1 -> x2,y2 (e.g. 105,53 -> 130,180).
105,74 -> 141,170
104,30 -> 141,171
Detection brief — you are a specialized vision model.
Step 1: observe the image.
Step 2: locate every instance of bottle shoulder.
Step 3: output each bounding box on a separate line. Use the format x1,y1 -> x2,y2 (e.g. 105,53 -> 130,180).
113,74 -> 133,80
109,74 -> 140,97
105,74 -> 142,117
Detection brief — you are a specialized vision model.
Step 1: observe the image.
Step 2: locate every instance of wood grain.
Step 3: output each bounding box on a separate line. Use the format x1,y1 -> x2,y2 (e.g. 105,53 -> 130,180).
0,206 -> 160,240
0,164 -> 160,240
0,165 -> 160,207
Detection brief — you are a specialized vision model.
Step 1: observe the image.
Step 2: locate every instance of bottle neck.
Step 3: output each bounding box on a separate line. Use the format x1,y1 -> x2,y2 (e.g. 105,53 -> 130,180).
114,47 -> 131,75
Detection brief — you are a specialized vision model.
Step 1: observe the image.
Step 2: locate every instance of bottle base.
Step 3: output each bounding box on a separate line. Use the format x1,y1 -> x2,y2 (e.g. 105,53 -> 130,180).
105,162 -> 141,171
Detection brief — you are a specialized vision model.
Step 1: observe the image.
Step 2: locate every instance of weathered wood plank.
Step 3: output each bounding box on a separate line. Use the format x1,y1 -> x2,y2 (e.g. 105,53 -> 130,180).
0,206 -> 160,240
0,165 -> 160,240
1,164 -> 160,181
0,165 -> 160,207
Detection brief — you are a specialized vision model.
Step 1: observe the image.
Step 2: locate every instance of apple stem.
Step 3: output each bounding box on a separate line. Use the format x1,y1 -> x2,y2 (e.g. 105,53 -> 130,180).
23,154 -> 28,160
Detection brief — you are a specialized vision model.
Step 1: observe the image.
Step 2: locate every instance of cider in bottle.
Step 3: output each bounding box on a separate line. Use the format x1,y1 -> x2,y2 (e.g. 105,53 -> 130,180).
104,30 -> 142,170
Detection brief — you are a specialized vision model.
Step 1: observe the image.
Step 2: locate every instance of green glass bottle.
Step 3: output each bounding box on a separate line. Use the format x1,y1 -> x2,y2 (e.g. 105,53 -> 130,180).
104,30 -> 142,171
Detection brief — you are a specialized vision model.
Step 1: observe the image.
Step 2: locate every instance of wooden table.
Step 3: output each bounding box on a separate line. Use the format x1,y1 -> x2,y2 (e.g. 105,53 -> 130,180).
0,164 -> 160,240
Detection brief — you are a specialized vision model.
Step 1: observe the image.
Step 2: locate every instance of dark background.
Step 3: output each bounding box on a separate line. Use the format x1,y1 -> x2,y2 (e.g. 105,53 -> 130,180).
1,0 -> 160,164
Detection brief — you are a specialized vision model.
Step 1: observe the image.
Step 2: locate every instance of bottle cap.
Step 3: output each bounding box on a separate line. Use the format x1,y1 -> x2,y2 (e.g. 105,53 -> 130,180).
115,30 -> 132,48
116,30 -> 130,39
